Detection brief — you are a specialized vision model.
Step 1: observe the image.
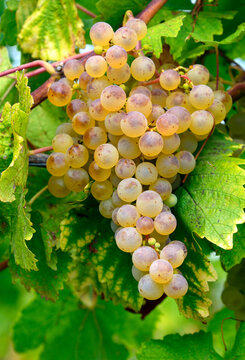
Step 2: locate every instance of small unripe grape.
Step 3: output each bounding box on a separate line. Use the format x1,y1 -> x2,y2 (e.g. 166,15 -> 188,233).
151,88 -> 167,108
164,193 -> 177,208
156,112 -> 179,136
126,18 -> 147,40
162,134 -> 180,155
190,110 -> 214,135
83,127 -> 107,150
160,70 -> 180,91
64,168 -> 89,192
105,45 -> 128,69
163,274 -> 188,298
186,64 -> 210,85
94,143 -> 119,169
156,154 -> 180,178
113,27 -> 138,51
133,246 -> 158,271
160,241 -> 187,268
99,198 -> 115,219
149,178 -> 172,200
136,190 -> 163,217
168,106 -> 191,134
105,112 -> 124,136
90,22 -> 114,46
126,93 -> 152,118
72,112 -> 95,135
107,63 -> 131,85
117,204 -> 140,227
179,131 -> 198,153
149,259 -> 173,284
121,111 -> 148,138
154,212 -> 177,235
56,123 -> 77,137
48,176 -> 70,198
101,85 -> 126,112
46,152 -> 70,176
175,151 -> 196,174
132,265 -> 147,282
117,136 -> 141,159
135,162 -> 158,185
63,59 -> 84,80
139,131 -> 163,157
213,90 -> 232,113
94,45 -> 103,55
52,134 -> 73,153
87,77 -> 111,100
115,158 -> 136,179
131,56 -> 155,81
115,227 -> 142,252
136,217 -> 154,235
89,161 -> 111,181
91,180 -> 113,200
138,274 -> 164,300
79,72 -> 92,90
85,56 -> 107,78
189,85 -> 214,110
117,178 -> 142,202
66,99 -> 88,119
66,144 -> 89,168
48,78 -> 72,107
89,99 -> 109,121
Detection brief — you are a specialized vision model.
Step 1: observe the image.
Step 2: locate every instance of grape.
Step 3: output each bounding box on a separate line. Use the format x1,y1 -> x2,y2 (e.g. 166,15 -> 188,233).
136,216 -> 154,235
91,180 -> 113,200
160,70 -> 180,91
117,136 -> 141,159
66,99 -> 88,120
94,143 -> 119,169
186,64 -> 210,85
171,173 -> 181,191
117,178 -> 142,202
151,88 -> 167,108
83,127 -> 107,150
176,151 -> 196,174
207,99 -> 226,124
148,105 -> 165,126
56,123 -> 77,137
64,168 -> 89,192
100,85 -> 126,111
99,198 -> 115,219
79,72 -> 92,90
72,112 -> 95,135
189,85 -> 214,110
156,154 -> 180,178
161,134 -> 180,155
85,56 -> 107,78
149,178 -> 172,200
132,265 -> 147,282
48,78 -> 72,107
112,207 -> 120,225
111,190 -> 127,207
113,27 -> 138,51
168,106 -> 192,134
108,134 -> 121,147
66,144 -> 89,168
213,90 -> 232,113
139,131 -> 163,156
138,274 -> 164,300
135,162 -> 158,185
107,63 -> 131,84
90,22 -> 114,46
131,56 -> 155,81
89,99 -> 109,121
130,86 -> 151,99
63,59 -> 84,80
164,193 -> 177,208
105,45 -> 128,69
48,176 -> 70,198
115,227 -> 142,252
190,110 -> 214,135
120,111 -> 148,138
166,92 -> 189,109
87,77 -> 111,100
179,131 -> 198,153
104,112 -> 124,136
126,94 -> 152,118
160,241 -> 187,268
89,161 -> 111,181
46,152 -> 70,176
110,170 -> 121,187
154,211 -> 177,235
52,133 -> 73,153
115,158 -> 136,179
156,112 -> 179,136
149,259 -> 173,284
149,230 -> 169,246
125,18 -> 147,40
132,246 -> 158,271
136,190 -> 163,217
163,274 -> 188,298
117,204 -> 140,227
111,220 -> 119,233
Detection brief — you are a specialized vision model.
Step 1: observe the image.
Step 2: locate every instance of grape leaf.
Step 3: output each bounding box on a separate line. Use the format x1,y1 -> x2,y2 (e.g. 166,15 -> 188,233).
175,130 -> 245,250
16,0 -> 37,31
0,47 -> 18,112
18,0 -> 85,61
0,8 -> 18,46
192,13 -> 223,42
228,322 -> 245,359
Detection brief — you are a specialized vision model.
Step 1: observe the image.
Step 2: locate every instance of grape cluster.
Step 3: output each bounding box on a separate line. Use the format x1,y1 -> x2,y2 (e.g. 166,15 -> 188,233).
46,18 -> 232,301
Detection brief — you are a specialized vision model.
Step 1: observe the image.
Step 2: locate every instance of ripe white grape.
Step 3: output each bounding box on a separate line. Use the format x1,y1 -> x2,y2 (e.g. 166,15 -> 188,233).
131,56 -> 155,81
136,190 -> 163,217
99,198 -> 115,219
126,93 -> 152,118
156,112 -> 179,136
115,158 -> 136,179
83,127 -> 107,150
52,134 -> 73,153
213,90 -> 232,113
85,56 -> 107,78
94,143 -> 119,169
89,161 -> 111,181
160,69 -> 180,91
89,99 -> 109,121
66,99 -> 88,120
117,204 -> 140,227
179,131 -> 198,153
138,274 -> 164,300
107,63 -> 131,84
115,227 -> 142,252
64,168 -> 89,192
156,154 -> 180,178
113,27 -> 138,51
56,123 -> 77,138
175,151 -> 196,174
163,274 -> 188,298
132,246 -> 158,271
149,178 -> 172,200
120,111 -> 148,138
46,152 -> 70,176
132,265 -> 147,282
48,176 -> 70,198
190,110 -> 214,135
136,216 -> 154,235
104,112 -> 124,136
110,169 -> 121,187
154,211 -> 177,235
91,180 -> 113,200
90,22 -> 114,46
151,88 -> 167,108
117,178 -> 142,202
111,190 -> 127,207
66,144 -> 89,168
117,136 -> 141,159
72,112 -> 95,135
135,162 -> 158,185
160,241 -> 187,268
186,64 -> 209,85
148,104 -> 165,126
149,259 -> 173,284
112,207 -> 120,225
126,18 -> 147,40
162,134 -> 180,155
111,220 -> 119,233
87,76 -> 111,100
79,72 -> 92,90
64,59 -> 84,80
189,85 -> 214,110
166,92 -> 189,109
105,45 -> 127,69
207,99 -> 226,124
168,106 -> 191,134
101,85 -> 126,111
139,131 -> 163,156
130,86 -> 151,99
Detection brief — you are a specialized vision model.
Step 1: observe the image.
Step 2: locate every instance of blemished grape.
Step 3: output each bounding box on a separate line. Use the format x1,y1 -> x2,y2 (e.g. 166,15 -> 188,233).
156,112 -> 179,136
138,274 -> 164,300
105,45 -> 128,69
135,162 -> 158,185
64,168 -> 89,192
149,178 -> 172,200
90,22 -> 114,46
111,190 -> 127,207
63,59 -> 84,80
131,56 -> 155,81
117,204 -> 140,227
136,216 -> 154,235
166,92 -> 189,109
162,134 -> 180,155
160,241 -> 187,268
48,176 -> 70,198
207,99 -> 226,124
115,227 -> 142,252
136,190 -> 163,217
88,99 -> 109,121
89,161 -> 111,181
115,158 -> 136,179
189,85 -> 214,110
132,246 -> 158,271
164,193 -> 177,208
148,105 -> 165,126
87,77 -> 111,100
139,131 -> 163,156
72,112 -> 95,135
176,151 -> 196,174
190,110 -> 214,135
113,27 -> 138,51
66,99 -> 88,120
85,56 -> 107,78
66,144 -> 89,168
130,86 -> 152,99
132,265 -> 147,282
213,90 -> 232,113
48,78 -> 72,107
154,211 -> 177,235
149,259 -> 173,284
79,72 -> 92,90
126,93 -> 152,118
156,154 -> 180,178
105,112 -> 124,136
46,152 -> 70,176
168,106 -> 192,134
117,177 -> 142,202
52,133 -> 73,153
91,180 -> 113,200
121,111 -> 148,138
101,85 -> 126,111
110,170 -> 121,188
107,63 -> 131,84
56,123 -> 77,137
125,18 -> 147,40
83,127 -> 107,150
186,64 -> 210,85
151,88 -> 167,108
160,69 -> 180,91
163,274 -> 188,298
179,131 -> 198,153
99,198 -> 115,219
117,136 -> 141,159
112,207 -> 120,225
94,143 -> 119,169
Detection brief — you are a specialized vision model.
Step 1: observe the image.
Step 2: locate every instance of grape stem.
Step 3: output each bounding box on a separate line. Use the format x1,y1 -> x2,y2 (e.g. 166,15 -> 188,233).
127,294 -> 166,319
180,75 -> 194,87
139,77 -> 160,86
228,82 -> 245,102
0,260 -> 8,271
28,185 -> 48,206
136,0 -> 169,24
75,3 -> 97,18
215,45 -> 219,90
28,146 -> 53,156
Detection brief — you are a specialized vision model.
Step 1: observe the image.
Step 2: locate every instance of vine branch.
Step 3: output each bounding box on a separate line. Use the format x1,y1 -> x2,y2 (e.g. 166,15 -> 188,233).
136,0 -> 168,24
76,3 -> 97,18
0,260 -> 8,271
228,82 -> 245,102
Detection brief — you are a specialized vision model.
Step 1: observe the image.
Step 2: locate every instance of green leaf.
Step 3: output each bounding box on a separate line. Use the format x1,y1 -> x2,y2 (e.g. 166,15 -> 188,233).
137,331 -> 222,360
175,131 -> 245,250
0,8 -> 18,46
192,13 -> 223,42
18,0 -> 85,61
0,47 -> 18,112
142,15 -> 186,58
228,322 -> 245,359
205,22 -> 245,46
220,224 -> 245,271
16,0 -> 37,31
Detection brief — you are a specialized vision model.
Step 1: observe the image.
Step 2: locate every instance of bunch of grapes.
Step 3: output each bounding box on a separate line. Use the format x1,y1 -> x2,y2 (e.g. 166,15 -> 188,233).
46,18 -> 232,301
